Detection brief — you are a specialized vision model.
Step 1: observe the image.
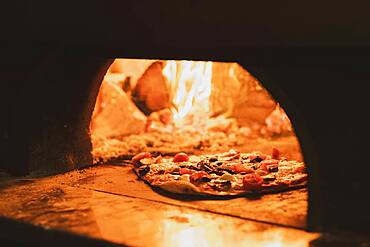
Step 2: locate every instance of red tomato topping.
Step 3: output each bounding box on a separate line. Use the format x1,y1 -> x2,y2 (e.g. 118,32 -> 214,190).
173,153 -> 189,162
243,173 -> 264,190
190,171 -> 211,183
271,147 -> 280,159
179,168 -> 194,175
132,152 -> 152,163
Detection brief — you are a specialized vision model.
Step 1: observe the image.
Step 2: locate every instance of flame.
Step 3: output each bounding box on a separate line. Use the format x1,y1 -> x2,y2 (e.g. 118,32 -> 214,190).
162,61 -> 212,127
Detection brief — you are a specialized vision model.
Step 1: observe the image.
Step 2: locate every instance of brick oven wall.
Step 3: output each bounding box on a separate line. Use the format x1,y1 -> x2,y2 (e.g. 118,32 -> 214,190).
1,44 -> 111,175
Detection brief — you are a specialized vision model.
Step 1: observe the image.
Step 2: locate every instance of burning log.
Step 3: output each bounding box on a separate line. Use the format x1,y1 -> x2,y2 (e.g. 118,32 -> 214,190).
261,104 -> 293,135
91,79 -> 147,139
132,61 -> 170,114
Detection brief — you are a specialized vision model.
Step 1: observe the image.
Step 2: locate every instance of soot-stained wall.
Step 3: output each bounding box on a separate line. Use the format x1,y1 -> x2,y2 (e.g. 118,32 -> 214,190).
0,44 -> 111,175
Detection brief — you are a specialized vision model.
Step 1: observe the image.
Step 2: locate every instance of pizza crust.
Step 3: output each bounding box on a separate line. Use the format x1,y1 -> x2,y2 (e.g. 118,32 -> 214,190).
156,181 -> 203,195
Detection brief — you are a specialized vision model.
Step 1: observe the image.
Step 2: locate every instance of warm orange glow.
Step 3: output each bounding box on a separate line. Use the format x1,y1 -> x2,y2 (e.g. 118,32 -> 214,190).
90,59 -> 301,162
160,211 -> 319,247
162,61 -> 213,127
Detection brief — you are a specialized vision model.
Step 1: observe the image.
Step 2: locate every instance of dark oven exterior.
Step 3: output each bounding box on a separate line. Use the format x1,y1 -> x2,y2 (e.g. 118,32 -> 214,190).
1,0 -> 370,234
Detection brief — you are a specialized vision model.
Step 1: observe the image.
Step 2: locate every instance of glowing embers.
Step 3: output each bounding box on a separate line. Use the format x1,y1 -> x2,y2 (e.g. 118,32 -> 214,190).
163,61 -> 212,128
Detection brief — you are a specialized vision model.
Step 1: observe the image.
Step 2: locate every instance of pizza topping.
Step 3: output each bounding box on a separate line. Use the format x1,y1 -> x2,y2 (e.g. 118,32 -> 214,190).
220,149 -> 240,160
223,149 -> 239,157
179,168 -> 195,175
173,153 -> 189,162
223,154 -> 240,161
209,157 -> 218,162
260,159 -> 279,167
132,152 -> 152,167
215,161 -> 224,166
139,158 -> 153,166
218,172 -> 236,182
268,165 -> 279,172
157,169 -> 166,175
169,167 -> 180,174
243,173 -> 264,190
230,163 -> 254,174
179,163 -> 200,171
211,180 -> 232,191
180,174 -> 191,182
133,149 -> 307,196
197,160 -> 214,173
153,155 -> 163,164
216,165 -> 236,174
138,165 -> 150,177
258,160 -> 279,173
248,154 -> 267,163
294,165 -> 305,173
271,147 -> 280,159
190,171 -> 211,183
250,156 -> 264,163
262,175 -> 276,183
256,170 -> 269,176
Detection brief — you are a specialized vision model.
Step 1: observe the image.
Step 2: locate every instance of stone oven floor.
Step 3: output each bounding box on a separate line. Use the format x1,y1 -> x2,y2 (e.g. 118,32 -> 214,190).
0,165 -> 318,246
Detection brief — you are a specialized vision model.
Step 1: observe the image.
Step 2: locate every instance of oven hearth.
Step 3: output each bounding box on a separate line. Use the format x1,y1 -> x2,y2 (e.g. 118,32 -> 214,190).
0,165 -> 315,246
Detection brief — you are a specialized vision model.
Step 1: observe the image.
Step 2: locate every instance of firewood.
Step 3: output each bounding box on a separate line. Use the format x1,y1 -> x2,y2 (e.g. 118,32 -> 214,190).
91,80 -> 147,139
132,61 -> 170,114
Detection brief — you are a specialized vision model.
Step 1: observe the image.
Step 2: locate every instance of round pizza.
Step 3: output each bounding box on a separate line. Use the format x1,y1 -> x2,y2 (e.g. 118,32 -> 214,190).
131,148 -> 307,196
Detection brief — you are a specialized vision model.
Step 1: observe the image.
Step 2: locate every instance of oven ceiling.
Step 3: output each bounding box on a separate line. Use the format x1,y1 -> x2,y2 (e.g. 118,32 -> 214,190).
2,1 -> 370,49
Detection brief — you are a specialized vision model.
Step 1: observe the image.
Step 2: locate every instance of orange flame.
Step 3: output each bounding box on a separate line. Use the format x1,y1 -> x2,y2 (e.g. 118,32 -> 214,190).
162,61 -> 213,127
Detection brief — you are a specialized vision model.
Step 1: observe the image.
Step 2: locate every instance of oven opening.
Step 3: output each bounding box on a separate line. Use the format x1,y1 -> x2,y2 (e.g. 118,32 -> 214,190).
84,59 -> 314,245
0,57 -> 320,246
90,59 -> 303,163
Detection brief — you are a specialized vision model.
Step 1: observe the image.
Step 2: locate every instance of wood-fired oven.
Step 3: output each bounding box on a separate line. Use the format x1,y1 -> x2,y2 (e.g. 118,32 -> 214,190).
1,1 -> 370,246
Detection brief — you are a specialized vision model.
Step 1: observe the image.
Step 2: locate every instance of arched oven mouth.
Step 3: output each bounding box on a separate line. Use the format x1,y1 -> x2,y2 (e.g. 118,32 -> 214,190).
0,55 -> 319,246
1,46 -> 370,246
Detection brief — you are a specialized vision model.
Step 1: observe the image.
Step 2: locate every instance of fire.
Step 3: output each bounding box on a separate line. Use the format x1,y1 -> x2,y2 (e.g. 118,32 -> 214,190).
162,61 -> 213,127
90,59 -> 300,162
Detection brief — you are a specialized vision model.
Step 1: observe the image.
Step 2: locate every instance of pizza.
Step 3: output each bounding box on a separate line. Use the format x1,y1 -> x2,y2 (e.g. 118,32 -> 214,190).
131,148 -> 307,196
